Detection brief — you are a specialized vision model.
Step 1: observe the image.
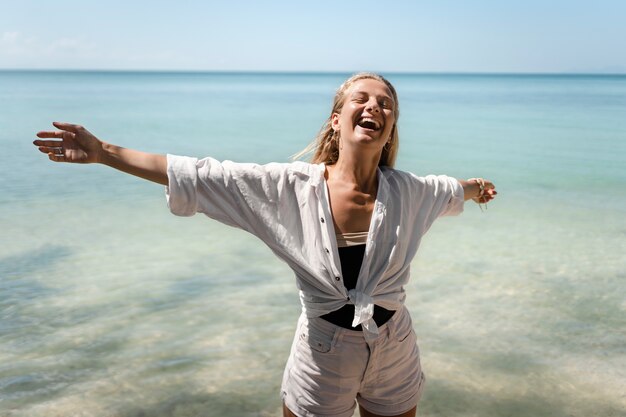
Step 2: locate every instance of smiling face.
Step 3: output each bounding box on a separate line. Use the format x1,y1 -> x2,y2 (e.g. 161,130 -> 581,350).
331,78 -> 397,150
302,72 -> 400,167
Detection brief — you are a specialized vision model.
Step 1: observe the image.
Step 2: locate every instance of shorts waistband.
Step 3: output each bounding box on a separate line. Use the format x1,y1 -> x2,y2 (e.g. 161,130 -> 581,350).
305,306 -> 407,341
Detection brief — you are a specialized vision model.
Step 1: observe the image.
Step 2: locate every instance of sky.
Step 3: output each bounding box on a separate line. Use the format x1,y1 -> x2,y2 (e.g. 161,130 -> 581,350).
1,0 -> 625,73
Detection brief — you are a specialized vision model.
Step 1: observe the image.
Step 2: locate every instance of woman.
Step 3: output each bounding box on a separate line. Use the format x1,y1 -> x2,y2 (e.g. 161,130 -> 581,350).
33,72 -> 497,417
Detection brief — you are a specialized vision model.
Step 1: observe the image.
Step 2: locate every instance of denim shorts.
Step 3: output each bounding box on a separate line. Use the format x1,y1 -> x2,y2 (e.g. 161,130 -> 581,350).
281,306 -> 426,417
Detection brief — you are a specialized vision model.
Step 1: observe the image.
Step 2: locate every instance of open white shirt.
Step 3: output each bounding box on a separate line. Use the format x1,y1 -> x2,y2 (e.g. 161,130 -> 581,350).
166,154 -> 465,340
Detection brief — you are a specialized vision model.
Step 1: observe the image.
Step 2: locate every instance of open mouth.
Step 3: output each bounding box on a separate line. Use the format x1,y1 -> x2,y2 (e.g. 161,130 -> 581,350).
356,117 -> 382,131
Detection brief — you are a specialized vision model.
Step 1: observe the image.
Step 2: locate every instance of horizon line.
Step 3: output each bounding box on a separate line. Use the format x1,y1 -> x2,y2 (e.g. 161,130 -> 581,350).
1,68 -> 625,76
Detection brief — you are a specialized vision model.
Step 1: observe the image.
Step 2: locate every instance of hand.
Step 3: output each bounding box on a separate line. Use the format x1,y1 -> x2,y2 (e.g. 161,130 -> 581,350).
470,178 -> 497,204
34,122 -> 104,164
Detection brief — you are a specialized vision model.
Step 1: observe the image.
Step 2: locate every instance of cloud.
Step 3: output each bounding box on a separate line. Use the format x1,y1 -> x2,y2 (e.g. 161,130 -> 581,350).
2,31 -> 19,42
0,31 -> 97,66
1,31 -> 38,56
0,31 -> 180,69
46,37 -> 96,55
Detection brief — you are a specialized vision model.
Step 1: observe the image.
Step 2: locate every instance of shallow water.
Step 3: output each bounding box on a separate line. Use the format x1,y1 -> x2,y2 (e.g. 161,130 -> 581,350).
1,71 -> 625,416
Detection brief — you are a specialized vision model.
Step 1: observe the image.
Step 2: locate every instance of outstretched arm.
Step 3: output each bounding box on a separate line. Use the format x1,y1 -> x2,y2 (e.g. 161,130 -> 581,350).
34,122 -> 168,185
458,178 -> 497,204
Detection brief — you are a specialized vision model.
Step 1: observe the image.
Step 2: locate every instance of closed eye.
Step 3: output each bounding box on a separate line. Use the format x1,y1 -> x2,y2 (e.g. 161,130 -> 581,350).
351,92 -> 394,109
380,99 -> 393,109
352,93 -> 368,103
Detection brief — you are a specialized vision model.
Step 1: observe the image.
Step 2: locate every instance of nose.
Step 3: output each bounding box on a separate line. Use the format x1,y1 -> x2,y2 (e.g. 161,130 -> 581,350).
365,98 -> 380,113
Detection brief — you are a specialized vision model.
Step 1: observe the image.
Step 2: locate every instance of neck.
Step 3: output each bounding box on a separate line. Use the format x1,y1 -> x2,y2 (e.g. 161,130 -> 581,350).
329,150 -> 380,194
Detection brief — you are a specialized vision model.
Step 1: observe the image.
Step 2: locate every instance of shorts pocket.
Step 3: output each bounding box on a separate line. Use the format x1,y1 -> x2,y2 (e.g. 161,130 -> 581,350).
392,309 -> 415,342
298,320 -> 338,354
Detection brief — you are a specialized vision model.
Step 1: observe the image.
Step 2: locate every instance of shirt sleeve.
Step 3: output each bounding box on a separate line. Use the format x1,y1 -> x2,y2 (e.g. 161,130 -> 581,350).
409,173 -> 465,233
165,154 -> 288,235
425,174 -> 465,218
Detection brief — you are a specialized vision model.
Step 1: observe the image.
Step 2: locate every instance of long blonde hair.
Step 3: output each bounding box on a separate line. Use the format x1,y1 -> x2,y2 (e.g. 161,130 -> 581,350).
294,72 -> 400,167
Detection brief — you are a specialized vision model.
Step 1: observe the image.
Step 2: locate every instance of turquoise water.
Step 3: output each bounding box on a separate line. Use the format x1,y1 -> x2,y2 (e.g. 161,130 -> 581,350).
1,71 -> 625,416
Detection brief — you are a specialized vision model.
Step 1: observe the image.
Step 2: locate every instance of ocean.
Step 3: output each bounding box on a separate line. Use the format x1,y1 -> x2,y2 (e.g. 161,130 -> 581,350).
1,71 -> 625,416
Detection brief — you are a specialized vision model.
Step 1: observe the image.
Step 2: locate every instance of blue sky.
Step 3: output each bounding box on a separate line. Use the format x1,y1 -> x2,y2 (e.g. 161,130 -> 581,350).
1,0 -> 625,73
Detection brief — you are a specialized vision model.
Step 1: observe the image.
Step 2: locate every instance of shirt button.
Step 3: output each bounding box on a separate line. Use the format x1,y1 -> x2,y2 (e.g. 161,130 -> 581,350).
320,217 -> 325,223
325,248 -> 330,254
335,276 -> 341,281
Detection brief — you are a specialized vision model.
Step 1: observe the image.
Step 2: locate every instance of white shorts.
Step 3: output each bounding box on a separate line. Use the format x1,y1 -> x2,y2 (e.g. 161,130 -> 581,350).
281,306 -> 426,417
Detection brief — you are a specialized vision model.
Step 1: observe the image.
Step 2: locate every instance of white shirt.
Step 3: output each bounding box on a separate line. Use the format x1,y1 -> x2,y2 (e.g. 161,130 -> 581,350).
166,154 -> 465,340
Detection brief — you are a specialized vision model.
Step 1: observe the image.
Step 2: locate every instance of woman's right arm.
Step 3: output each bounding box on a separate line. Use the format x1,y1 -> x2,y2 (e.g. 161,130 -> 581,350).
34,122 -> 167,185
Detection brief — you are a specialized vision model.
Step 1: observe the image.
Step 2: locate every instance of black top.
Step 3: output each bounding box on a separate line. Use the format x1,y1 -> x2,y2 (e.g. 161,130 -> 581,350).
320,244 -> 395,330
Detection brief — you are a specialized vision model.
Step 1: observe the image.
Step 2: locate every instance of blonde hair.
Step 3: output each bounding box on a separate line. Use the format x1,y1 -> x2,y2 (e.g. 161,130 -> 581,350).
294,72 -> 400,167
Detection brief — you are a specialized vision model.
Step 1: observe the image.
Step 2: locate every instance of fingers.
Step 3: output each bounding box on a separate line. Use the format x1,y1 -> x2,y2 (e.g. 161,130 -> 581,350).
33,125 -> 83,163
52,121 -> 80,133
36,145 -> 63,155
483,180 -> 496,190
34,122 -> 79,140
482,181 -> 497,200
468,178 -> 497,208
480,191 -> 497,203
472,189 -> 497,204
36,144 -> 66,162
34,138 -> 63,146
34,132 -> 76,157
36,131 -> 75,140
36,131 -> 64,139
47,152 -> 66,163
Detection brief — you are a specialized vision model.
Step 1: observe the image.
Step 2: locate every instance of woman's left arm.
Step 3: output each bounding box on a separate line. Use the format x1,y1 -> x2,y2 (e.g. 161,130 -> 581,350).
458,178 -> 498,204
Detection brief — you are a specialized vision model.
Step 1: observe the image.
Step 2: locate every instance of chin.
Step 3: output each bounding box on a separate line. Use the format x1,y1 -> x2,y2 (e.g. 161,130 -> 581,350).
353,133 -> 383,145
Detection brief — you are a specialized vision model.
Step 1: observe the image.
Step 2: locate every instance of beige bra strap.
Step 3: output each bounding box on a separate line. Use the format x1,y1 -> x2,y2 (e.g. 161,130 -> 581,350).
336,231 -> 369,248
